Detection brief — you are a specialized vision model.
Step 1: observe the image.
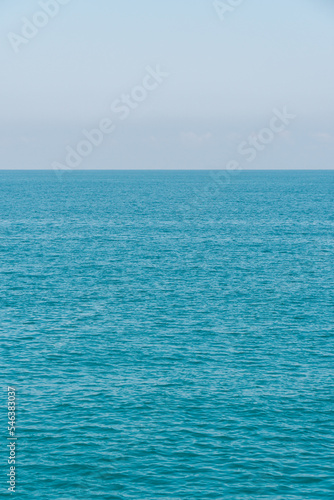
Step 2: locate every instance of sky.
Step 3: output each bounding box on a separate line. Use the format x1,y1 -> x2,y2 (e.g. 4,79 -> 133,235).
1,0 -> 334,170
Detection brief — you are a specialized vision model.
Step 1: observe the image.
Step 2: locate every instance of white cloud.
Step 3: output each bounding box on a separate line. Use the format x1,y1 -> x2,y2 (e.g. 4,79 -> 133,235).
180,131 -> 212,146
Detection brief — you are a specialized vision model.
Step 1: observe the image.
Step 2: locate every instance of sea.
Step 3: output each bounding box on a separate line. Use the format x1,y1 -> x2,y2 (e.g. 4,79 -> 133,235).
1,170 -> 333,499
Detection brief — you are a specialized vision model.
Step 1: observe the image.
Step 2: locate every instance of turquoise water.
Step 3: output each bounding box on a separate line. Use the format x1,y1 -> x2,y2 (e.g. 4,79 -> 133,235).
1,170 -> 333,499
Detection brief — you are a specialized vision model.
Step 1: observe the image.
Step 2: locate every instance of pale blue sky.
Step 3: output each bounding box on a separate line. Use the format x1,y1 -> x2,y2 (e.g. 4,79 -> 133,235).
1,0 -> 334,169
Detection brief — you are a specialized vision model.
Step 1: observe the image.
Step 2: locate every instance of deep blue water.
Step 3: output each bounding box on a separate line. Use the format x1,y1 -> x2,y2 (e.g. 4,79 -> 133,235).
1,170 -> 333,499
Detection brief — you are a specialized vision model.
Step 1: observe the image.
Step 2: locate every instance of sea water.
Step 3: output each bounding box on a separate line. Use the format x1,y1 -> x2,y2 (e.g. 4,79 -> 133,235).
1,170 -> 333,499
